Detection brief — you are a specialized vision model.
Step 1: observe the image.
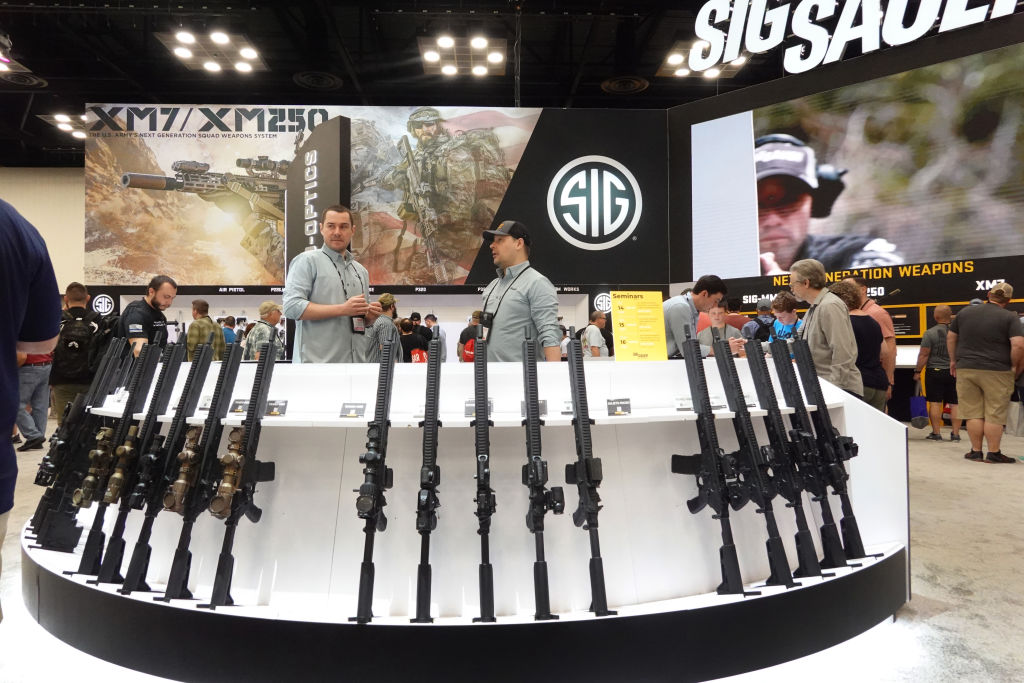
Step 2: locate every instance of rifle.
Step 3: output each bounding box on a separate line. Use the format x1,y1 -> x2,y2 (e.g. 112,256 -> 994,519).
69,342 -> 161,576
521,330 -> 565,620
396,135 -> 451,284
710,334 -> 795,588
119,342 -> 214,595
789,339 -> 868,560
350,340 -> 397,624
670,324 -> 749,595
30,337 -> 127,536
200,335 -> 279,609
470,325 -> 497,622
412,338 -> 443,623
768,339 -> 847,568
158,341 -> 244,601
93,342 -> 186,584
564,331 -> 616,616
743,339 -> 823,579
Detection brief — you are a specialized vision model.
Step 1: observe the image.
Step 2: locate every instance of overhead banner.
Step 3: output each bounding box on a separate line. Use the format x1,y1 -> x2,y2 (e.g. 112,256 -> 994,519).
84,104 -> 668,294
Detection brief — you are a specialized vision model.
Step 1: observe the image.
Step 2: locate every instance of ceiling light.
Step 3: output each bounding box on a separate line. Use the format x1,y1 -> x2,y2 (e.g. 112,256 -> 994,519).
423,50 -> 440,62
441,64 -> 457,75
731,56 -> 747,66
54,114 -> 71,122
235,61 -> 252,72
674,68 -> 690,77
210,31 -> 230,45
472,65 -> 487,76
704,68 -> 721,78
470,36 -> 488,49
203,61 -> 221,72
173,47 -> 193,59
667,53 -> 684,66
79,115 -> 88,121
239,47 -> 258,59
437,35 -> 455,49
486,51 -> 503,63
175,31 -> 195,44
57,123 -> 73,131
72,131 -> 87,139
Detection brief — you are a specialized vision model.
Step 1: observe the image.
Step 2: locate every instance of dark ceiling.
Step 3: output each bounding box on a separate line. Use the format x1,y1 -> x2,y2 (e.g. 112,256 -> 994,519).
0,0 -> 990,167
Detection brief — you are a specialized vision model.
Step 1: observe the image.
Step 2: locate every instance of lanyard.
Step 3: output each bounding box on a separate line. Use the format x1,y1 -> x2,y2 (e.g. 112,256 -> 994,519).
482,265 -> 532,342
321,251 -> 365,298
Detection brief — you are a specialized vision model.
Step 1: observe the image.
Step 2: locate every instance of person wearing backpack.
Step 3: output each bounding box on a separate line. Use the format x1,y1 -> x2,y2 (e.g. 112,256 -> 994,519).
741,298 -> 776,343
458,311 -> 482,362
49,282 -> 101,426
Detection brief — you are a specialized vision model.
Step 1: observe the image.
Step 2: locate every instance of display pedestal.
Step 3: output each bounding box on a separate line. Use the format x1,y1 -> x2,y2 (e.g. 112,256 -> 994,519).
22,359 -> 909,681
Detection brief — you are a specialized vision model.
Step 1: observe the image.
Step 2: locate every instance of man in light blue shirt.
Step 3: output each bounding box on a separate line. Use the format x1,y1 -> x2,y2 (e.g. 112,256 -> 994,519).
663,275 -> 736,359
283,205 -> 380,363
480,221 -> 561,362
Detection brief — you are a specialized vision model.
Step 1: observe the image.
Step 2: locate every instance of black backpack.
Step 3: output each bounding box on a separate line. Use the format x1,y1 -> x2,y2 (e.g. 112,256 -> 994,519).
751,317 -> 772,343
89,314 -> 121,372
52,309 -> 102,382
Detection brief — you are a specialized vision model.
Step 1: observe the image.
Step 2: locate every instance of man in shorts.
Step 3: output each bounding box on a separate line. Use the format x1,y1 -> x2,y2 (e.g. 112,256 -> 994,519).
915,305 -> 961,441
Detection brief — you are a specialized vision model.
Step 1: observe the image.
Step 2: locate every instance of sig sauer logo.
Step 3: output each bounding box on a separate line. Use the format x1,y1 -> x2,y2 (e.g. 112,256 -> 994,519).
92,294 -> 115,315
87,106 -> 330,133
547,155 -> 642,251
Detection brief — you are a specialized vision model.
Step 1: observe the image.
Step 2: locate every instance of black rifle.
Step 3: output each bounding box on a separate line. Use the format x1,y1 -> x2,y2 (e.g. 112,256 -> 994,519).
564,332 -> 616,616
670,324 -> 749,595
68,342 -> 161,575
412,338 -> 443,623
350,341 -> 397,624
768,339 -> 848,568
470,325 -> 497,623
119,342 -> 214,595
200,336 -> 279,609
521,330 -> 565,620
159,341 -> 244,601
30,337 -> 127,541
93,342 -> 186,584
790,339 -> 868,560
710,334 -> 795,588
743,339 -> 823,579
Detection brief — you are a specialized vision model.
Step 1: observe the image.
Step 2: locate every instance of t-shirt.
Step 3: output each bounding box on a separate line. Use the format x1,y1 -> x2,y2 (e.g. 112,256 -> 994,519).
697,324 -> 742,350
222,327 -> 236,344
861,299 -> 895,339
771,318 -> 804,341
920,323 -> 951,369
400,332 -> 428,363
949,302 -> 1024,371
582,324 -> 608,358
1,199 -> 60,514
850,315 -> 888,390
459,324 -> 480,345
118,298 -> 168,346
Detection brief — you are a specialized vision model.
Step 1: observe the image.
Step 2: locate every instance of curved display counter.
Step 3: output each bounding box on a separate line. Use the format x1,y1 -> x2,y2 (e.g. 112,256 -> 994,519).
22,358 -> 909,681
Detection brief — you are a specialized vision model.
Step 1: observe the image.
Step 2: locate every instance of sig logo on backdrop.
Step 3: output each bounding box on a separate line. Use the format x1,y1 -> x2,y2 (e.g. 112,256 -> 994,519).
547,155 -> 642,251
594,293 -> 612,314
92,294 -> 115,315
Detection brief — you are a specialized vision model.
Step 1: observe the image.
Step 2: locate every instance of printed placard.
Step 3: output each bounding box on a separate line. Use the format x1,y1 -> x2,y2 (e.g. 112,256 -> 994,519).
198,395 -> 213,411
520,400 -> 548,418
340,402 -> 366,418
465,398 -> 494,418
265,400 -> 288,416
610,291 -> 669,361
561,400 -> 574,415
229,399 -> 249,414
607,398 -> 632,416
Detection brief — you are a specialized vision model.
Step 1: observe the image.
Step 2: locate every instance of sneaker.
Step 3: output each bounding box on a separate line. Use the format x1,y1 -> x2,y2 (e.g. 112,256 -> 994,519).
925,433 -> 943,441
16,436 -> 45,452
985,451 -> 1015,464
964,450 -> 984,461
949,433 -> 961,442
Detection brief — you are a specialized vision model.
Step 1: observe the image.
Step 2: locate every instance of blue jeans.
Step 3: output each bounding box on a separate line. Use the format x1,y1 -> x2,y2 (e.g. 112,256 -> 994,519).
16,364 -> 51,441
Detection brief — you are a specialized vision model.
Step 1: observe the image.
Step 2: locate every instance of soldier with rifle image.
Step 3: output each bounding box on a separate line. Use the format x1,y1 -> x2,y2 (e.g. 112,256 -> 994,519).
351,340 -> 397,624
68,341 -> 161,577
521,329 -> 565,620
412,338 -> 443,623
470,325 -> 497,622
119,341 -> 214,595
121,156 -> 288,282
709,330 -> 795,588
29,337 -> 127,551
768,338 -> 850,568
670,323 -> 750,595
201,334 -> 278,609
159,341 -> 244,602
564,329 -> 616,616
93,342 -> 186,585
743,339 -> 824,579
789,339 -> 868,560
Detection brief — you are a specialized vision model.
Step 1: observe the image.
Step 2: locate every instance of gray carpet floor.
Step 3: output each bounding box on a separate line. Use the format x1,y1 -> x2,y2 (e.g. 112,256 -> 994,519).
2,417 -> 1023,681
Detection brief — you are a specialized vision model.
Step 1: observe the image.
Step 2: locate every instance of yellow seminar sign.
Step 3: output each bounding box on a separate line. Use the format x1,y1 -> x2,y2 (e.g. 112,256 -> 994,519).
610,291 -> 668,361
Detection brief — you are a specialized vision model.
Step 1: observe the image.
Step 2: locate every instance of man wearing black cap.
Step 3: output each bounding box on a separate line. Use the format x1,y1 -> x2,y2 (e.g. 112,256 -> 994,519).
408,312 -> 432,345
480,220 -> 560,362
755,135 -> 902,275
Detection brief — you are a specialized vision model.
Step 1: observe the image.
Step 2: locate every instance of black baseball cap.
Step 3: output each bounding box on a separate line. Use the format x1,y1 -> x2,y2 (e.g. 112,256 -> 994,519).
483,220 -> 531,247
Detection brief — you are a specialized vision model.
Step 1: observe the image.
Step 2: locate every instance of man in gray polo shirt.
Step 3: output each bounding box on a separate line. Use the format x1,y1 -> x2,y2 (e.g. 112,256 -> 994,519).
479,220 -> 560,362
283,204 -> 380,363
